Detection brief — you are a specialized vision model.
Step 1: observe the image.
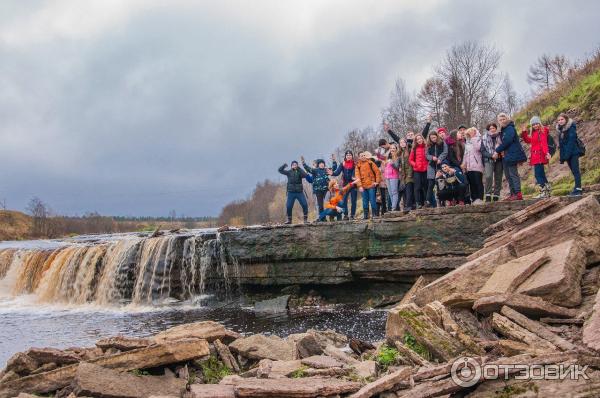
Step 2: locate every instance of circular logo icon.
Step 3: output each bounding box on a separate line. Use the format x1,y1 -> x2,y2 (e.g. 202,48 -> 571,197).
451,357 -> 482,388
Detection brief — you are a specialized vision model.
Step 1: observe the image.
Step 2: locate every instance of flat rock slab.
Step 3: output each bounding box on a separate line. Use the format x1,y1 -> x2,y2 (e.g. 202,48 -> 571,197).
153,321 -> 240,344
583,288 -> 600,352
473,293 -> 578,319
300,355 -> 343,369
96,336 -> 152,352
229,334 -> 295,361
254,295 -> 290,313
189,384 -> 235,398
73,363 -> 186,398
348,367 -> 412,398
231,376 -> 361,397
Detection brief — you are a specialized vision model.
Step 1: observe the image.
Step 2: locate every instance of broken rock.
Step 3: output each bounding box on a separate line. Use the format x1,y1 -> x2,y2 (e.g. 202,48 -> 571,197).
229,334 -> 295,361
96,336 -> 153,352
153,321 -> 240,344
473,293 -> 579,319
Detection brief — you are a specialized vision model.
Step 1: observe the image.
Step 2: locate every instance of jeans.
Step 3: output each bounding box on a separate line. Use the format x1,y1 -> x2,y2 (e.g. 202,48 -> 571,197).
315,191 -> 326,214
318,208 -> 342,221
534,164 -> 548,186
341,186 -> 357,217
361,187 -> 378,217
503,163 -> 521,195
567,156 -> 582,189
286,192 -> 308,217
403,182 -> 415,211
426,179 -> 438,207
413,172 -> 428,207
387,178 -> 400,210
466,171 -> 484,201
484,160 -> 503,197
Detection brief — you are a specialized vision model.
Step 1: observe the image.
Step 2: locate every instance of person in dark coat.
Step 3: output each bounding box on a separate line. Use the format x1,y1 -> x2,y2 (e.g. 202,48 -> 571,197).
384,114 -> 432,144
435,162 -> 467,206
331,151 -> 358,219
494,113 -> 527,201
556,113 -> 584,196
278,161 -> 308,224
301,156 -> 334,216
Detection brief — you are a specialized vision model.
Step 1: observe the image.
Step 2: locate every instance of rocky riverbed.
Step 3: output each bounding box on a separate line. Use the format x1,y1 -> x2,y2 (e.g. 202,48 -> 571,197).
2,194 -> 600,397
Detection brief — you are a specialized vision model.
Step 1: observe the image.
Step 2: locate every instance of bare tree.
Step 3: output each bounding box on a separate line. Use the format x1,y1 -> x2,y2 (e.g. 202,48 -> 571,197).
337,126 -> 379,158
528,54 -> 572,91
417,77 -> 449,127
0,198 -> 6,210
168,209 -> 177,222
26,197 -> 50,237
437,41 -> 502,127
382,78 -> 420,134
499,73 -> 520,117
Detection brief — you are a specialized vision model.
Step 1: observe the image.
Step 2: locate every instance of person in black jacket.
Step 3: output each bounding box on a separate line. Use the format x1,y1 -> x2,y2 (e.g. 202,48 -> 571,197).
556,113 -> 584,196
493,113 -> 527,201
278,161 -> 308,224
384,114 -> 432,145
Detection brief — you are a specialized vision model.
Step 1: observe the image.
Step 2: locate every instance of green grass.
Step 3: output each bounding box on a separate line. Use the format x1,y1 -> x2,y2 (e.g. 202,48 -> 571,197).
129,369 -> 150,377
199,356 -> 232,384
516,66 -> 600,125
375,344 -> 400,371
290,365 -> 308,378
403,333 -> 431,361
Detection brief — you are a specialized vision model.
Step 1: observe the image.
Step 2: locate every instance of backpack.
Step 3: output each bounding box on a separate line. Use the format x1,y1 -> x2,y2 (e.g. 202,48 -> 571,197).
547,134 -> 557,157
576,137 -> 586,157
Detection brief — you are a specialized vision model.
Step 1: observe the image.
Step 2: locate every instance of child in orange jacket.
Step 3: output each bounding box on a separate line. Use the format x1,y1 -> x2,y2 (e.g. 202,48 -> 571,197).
317,179 -> 358,221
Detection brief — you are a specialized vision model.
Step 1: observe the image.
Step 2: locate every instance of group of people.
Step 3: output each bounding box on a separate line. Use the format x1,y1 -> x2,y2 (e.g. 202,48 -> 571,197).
278,112 -> 585,224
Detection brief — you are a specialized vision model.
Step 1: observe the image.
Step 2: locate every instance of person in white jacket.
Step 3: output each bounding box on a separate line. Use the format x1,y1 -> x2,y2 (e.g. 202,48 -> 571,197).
461,127 -> 485,204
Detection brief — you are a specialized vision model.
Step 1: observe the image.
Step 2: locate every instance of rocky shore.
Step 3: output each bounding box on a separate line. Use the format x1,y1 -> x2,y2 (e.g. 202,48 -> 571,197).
2,195 -> 600,397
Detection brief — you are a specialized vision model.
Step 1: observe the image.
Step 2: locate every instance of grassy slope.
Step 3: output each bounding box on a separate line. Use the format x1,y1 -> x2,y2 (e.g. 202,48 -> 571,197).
515,54 -> 600,196
0,210 -> 32,241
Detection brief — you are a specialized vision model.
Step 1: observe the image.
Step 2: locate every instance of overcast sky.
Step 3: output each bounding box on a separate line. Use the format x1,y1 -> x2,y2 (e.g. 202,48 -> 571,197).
0,0 -> 598,217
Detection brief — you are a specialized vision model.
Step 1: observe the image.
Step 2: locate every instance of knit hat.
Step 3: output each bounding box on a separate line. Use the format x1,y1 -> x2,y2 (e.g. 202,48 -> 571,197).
344,150 -> 353,157
316,159 -> 326,167
291,160 -> 299,166
437,127 -> 447,134
457,124 -> 467,130
530,116 -> 542,125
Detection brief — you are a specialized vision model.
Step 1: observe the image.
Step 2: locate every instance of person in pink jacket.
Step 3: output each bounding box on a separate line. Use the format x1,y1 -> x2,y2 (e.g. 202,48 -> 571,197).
384,143 -> 401,210
461,127 -> 485,204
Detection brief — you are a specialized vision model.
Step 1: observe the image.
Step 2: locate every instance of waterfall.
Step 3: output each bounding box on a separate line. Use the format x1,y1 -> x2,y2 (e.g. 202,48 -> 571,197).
0,231 -> 237,307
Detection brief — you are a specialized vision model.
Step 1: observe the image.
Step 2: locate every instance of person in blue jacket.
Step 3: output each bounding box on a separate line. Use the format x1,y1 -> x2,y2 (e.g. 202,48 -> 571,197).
331,151 -> 357,220
301,156 -> 335,216
435,161 -> 467,205
278,161 -> 308,224
556,113 -> 584,196
493,113 -> 527,201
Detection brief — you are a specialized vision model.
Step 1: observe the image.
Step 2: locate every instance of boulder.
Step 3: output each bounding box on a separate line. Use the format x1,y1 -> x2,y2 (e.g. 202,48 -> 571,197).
230,376 -> 361,397
96,336 -> 153,352
0,338 -> 209,397
349,338 -> 375,355
153,321 -> 240,344
352,360 -> 377,379
30,362 -> 58,375
499,306 -> 576,351
188,384 -> 235,398
253,295 -> 290,313
385,303 -> 473,362
4,352 -> 38,375
490,313 -> 557,352
323,345 -> 359,365
214,339 -> 240,372
347,367 -> 412,398
480,240 -> 587,307
583,288 -> 600,352
300,355 -> 343,369
72,363 -> 186,398
253,359 -> 303,378
229,334 -> 295,361
473,293 -> 579,318
25,348 -> 80,366
392,341 -> 431,367
294,334 -> 323,358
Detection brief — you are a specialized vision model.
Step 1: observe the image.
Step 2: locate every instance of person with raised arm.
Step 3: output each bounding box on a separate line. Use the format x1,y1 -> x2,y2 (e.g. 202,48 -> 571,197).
278,161 -> 309,224
331,151 -> 357,220
301,156 -> 334,217
317,179 -> 358,221
409,134 -> 428,209
521,116 -> 553,198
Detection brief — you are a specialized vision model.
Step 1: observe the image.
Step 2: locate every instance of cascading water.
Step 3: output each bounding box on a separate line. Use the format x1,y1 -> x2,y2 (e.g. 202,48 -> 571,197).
0,231 -> 236,307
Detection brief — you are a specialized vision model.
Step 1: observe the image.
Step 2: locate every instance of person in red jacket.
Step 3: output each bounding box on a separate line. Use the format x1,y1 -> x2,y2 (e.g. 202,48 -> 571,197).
409,134 -> 428,208
521,116 -> 552,198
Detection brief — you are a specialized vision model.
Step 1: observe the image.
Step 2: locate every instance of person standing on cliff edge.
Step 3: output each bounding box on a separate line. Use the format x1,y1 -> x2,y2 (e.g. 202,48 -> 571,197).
278,161 -> 309,224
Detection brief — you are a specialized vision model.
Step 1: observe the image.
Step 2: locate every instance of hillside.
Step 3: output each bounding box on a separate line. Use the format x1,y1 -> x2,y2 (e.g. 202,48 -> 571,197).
516,52 -> 600,195
0,210 -> 32,241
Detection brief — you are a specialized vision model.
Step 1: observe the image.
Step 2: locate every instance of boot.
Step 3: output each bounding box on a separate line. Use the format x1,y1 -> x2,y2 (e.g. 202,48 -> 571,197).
569,188 -> 583,197
492,195 -> 500,202
284,216 -> 292,225
343,215 -> 349,221
303,215 -> 308,224
544,183 -> 552,197
533,185 -> 545,199
516,192 -> 523,200
484,194 -> 491,203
